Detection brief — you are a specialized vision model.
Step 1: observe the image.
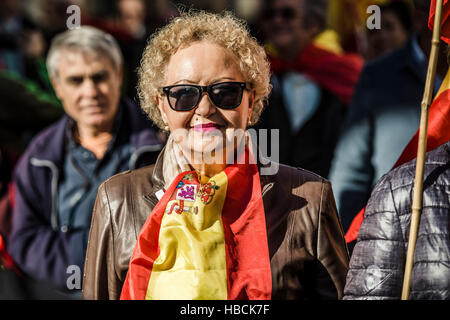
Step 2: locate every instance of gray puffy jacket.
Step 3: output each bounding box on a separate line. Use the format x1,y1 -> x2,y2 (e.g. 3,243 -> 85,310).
344,141 -> 450,300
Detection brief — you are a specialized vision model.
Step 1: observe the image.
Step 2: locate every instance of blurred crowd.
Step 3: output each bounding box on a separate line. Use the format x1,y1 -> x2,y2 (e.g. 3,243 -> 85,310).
1,0 -> 448,300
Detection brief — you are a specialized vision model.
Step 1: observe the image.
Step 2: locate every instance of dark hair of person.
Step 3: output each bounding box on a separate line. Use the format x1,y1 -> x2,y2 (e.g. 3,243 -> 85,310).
263,0 -> 329,32
299,0 -> 329,31
380,1 -> 414,33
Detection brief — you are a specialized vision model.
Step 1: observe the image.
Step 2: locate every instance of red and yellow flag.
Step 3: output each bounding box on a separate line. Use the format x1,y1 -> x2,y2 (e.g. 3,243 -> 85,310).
345,69 -> 450,243
345,0 -> 450,243
120,150 -> 272,300
269,42 -> 363,106
429,0 -> 450,43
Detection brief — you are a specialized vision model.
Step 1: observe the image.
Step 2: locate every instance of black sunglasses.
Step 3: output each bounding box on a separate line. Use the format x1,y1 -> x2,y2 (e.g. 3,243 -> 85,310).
264,7 -> 297,21
162,81 -> 248,112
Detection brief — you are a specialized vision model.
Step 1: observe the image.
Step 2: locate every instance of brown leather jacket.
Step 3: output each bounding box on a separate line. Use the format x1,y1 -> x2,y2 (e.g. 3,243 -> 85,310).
82,154 -> 349,300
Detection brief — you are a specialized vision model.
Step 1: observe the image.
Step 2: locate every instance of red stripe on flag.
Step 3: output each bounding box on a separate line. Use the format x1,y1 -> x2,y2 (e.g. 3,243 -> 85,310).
345,86 -> 450,243
0,234 -> 20,274
429,0 -> 450,44
394,89 -> 450,167
120,171 -> 189,299
270,44 -> 363,106
344,207 -> 365,243
221,155 -> 272,300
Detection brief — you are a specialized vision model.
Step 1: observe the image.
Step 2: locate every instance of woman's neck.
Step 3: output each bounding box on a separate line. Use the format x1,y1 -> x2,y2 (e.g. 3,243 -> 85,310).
74,124 -> 113,159
190,162 -> 227,180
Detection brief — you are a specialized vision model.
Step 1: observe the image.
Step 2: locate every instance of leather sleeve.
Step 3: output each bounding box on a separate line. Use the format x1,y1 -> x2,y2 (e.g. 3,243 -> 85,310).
316,181 -> 350,299
82,182 -> 121,300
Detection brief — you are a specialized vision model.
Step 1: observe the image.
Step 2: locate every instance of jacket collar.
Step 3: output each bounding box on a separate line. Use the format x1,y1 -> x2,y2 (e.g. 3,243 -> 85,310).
121,97 -> 162,153
142,148 -> 165,207
396,34 -> 427,84
151,147 -> 166,189
28,115 -> 69,167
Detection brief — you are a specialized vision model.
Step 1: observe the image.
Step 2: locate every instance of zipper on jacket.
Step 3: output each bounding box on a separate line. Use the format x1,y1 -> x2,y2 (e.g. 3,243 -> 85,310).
261,182 -> 275,197
30,158 -> 60,231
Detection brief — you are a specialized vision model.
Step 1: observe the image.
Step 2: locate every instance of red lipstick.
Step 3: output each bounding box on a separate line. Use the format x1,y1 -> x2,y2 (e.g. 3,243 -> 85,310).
191,123 -> 223,132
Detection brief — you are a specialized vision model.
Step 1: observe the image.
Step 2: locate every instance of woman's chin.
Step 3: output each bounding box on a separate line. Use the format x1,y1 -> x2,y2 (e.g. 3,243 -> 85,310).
174,129 -> 246,166
179,142 -> 230,166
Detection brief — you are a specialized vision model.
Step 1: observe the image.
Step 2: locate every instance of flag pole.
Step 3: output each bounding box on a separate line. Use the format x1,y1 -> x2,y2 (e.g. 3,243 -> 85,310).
401,0 -> 444,300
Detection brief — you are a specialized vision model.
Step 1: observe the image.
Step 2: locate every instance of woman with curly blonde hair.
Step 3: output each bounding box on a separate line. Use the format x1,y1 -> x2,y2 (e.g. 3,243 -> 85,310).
82,10 -> 349,300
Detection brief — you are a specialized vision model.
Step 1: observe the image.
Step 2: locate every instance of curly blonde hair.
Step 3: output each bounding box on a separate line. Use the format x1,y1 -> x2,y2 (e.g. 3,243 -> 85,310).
138,10 -> 272,129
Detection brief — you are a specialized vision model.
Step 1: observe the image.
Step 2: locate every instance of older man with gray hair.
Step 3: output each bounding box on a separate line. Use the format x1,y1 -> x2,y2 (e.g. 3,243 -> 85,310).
7,26 -> 163,294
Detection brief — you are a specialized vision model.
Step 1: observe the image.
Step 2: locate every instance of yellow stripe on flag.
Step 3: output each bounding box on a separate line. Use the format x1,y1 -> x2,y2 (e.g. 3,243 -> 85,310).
313,29 -> 344,55
435,68 -> 450,98
145,172 -> 229,300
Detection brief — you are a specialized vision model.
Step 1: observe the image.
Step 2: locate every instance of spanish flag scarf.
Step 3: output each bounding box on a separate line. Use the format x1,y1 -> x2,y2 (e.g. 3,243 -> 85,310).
120,149 -> 272,300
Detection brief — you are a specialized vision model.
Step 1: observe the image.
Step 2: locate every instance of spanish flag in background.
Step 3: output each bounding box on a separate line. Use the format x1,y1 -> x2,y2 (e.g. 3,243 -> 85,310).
0,234 -> 19,275
430,0 -> 450,43
120,149 -> 272,300
268,32 -> 363,106
345,0 -> 450,243
0,183 -> 19,275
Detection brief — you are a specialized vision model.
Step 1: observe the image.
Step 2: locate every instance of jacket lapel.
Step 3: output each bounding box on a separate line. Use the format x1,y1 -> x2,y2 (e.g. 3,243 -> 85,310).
143,148 -> 165,207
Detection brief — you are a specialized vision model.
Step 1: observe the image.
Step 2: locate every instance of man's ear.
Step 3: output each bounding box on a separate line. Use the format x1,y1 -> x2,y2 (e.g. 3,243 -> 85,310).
50,77 -> 62,100
117,67 -> 124,87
